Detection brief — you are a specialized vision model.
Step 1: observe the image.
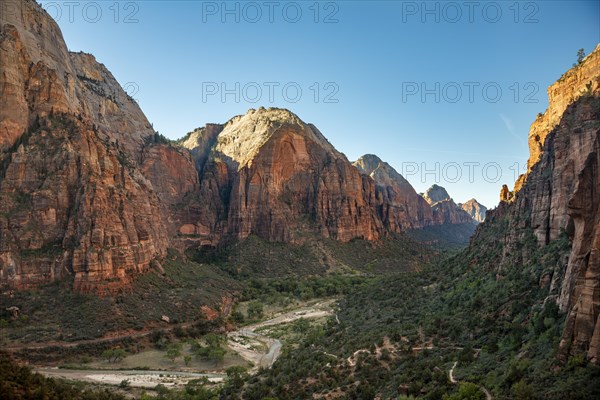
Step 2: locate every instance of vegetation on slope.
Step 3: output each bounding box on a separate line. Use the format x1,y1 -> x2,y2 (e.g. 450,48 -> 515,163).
408,222 -> 477,250
0,250 -> 239,344
232,223 -> 600,399
191,233 -> 434,278
8,198 -> 597,399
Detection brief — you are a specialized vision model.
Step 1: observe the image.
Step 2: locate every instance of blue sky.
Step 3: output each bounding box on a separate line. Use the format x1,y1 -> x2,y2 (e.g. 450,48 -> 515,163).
39,0 -> 600,207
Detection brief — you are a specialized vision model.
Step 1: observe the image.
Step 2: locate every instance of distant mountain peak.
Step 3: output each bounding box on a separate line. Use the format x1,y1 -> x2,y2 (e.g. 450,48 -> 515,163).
458,198 -> 487,223
354,154 -> 410,186
180,107 -> 342,170
354,154 -> 383,169
422,184 -> 451,205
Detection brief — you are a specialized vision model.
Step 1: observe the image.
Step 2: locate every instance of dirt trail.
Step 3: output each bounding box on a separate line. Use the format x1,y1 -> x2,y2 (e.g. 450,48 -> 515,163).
5,321 -> 196,351
448,361 -> 492,400
449,361 -> 458,383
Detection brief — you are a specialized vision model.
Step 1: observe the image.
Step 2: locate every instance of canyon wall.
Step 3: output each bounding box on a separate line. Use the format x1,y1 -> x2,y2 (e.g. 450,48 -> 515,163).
0,0 -> 194,293
488,44 -> 600,362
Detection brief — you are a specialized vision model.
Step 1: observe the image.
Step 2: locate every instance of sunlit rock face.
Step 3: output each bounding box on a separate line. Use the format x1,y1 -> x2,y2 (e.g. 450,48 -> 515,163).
459,199 -> 487,223
513,43 -> 600,193
180,108 -> 386,243
487,45 -> 600,363
0,0 -> 189,294
422,184 -> 451,205
421,185 -> 475,225
353,154 -> 436,230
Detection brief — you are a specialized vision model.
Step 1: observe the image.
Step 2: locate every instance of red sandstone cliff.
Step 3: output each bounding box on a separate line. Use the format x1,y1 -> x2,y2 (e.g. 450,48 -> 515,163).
0,0 -> 477,295
352,154 -> 436,230
489,44 -> 600,363
0,0 -> 194,294
179,108 -> 386,243
422,184 -> 475,226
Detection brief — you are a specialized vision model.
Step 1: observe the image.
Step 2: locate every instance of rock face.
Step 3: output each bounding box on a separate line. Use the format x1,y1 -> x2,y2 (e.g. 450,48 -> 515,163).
489,45 -> 600,363
353,154 -> 435,230
0,1 -> 152,157
0,0 -> 194,294
421,185 -> 475,225
179,108 -> 385,243
422,184 -> 451,204
0,0 -> 478,294
511,43 -> 600,193
140,143 -> 199,234
352,158 -> 477,230
459,199 -> 487,223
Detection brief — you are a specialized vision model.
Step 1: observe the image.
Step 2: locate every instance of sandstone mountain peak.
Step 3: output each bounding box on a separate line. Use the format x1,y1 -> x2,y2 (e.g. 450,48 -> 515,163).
354,154 -> 412,189
422,184 -> 451,205
175,108 -> 387,244
180,107 -> 341,171
353,154 -> 435,230
419,184 -> 476,226
459,198 -> 487,223
354,154 -> 383,171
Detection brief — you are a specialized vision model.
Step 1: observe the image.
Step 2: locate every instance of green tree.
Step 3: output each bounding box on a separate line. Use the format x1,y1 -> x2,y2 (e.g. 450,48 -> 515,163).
577,48 -> 586,65
204,345 -> 226,365
444,382 -> 486,400
292,318 -> 310,333
573,48 -> 586,67
247,301 -> 264,319
195,334 -> 227,366
102,348 -> 127,363
165,343 -> 182,363
513,380 -> 535,400
231,310 -> 245,324
226,365 -> 249,388
101,349 -> 114,363
113,348 -> 127,363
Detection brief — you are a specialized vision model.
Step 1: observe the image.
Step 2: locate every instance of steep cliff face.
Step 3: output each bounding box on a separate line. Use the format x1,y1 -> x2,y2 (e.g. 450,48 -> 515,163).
459,199 -> 487,223
353,154 -> 435,230
0,114 -> 171,294
352,156 -> 478,230
0,1 -> 152,157
511,44 -> 600,193
431,200 -> 474,225
180,108 -> 385,243
0,0 -> 481,294
0,0 -> 194,293
486,45 -> 600,363
490,95 -> 600,363
140,143 -> 199,234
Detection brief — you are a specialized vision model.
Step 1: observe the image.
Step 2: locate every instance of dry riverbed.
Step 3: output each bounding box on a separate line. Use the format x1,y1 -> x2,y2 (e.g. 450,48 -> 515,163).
37,368 -> 224,388
36,299 -> 337,389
